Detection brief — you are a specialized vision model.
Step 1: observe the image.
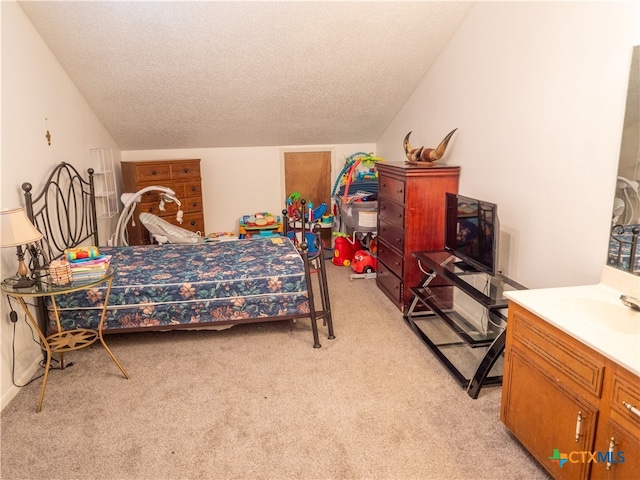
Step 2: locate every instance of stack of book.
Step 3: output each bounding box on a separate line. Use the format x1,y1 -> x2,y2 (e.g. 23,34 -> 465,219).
68,254 -> 111,282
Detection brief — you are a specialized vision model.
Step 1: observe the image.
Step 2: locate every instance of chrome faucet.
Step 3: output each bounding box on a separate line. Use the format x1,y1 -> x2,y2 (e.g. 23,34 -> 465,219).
620,295 -> 640,311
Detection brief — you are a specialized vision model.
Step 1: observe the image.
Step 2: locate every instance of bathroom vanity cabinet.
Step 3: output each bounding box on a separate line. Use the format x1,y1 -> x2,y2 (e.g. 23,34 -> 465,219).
501,302 -> 640,480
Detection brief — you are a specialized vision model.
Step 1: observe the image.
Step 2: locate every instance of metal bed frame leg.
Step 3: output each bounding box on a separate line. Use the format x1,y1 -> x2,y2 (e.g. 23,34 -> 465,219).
312,224 -> 334,339
285,201 -> 335,347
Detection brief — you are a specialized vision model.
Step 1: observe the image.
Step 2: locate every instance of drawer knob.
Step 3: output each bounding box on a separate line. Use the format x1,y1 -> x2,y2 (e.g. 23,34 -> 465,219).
397,189 -> 403,194
622,401 -> 640,418
191,186 -> 196,192
192,202 -> 197,207
152,170 -> 157,175
190,221 -> 196,226
148,208 -> 153,212
184,168 -> 189,173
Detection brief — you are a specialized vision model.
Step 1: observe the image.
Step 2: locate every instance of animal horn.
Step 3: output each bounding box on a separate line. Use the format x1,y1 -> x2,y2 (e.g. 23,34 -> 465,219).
403,131 -> 414,156
427,128 -> 458,161
403,131 -> 424,163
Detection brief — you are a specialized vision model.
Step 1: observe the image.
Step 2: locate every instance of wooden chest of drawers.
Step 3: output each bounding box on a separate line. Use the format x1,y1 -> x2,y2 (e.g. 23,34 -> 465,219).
375,162 -> 460,310
120,159 -> 205,245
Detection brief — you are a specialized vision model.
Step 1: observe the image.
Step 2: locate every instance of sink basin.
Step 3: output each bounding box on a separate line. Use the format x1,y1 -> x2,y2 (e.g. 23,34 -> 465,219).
555,298 -> 640,334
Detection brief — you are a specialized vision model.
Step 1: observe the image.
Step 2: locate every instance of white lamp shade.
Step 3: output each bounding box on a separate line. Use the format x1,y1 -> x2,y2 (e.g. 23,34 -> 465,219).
0,207 -> 44,247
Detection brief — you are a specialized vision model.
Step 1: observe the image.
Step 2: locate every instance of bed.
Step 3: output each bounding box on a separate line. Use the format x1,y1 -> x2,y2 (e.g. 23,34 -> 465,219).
23,162 -> 334,348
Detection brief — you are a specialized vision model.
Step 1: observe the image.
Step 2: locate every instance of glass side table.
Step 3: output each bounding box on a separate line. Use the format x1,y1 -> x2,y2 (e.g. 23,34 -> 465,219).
1,268 -> 129,412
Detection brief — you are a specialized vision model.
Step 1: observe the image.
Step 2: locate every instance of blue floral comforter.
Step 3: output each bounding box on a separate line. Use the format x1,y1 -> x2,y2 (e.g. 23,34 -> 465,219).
49,238 -> 310,332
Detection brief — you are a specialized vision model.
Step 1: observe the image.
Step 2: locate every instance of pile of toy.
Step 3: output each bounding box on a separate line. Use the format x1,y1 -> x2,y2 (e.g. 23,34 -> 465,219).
332,232 -> 378,276
285,192 -> 330,224
332,152 -> 383,204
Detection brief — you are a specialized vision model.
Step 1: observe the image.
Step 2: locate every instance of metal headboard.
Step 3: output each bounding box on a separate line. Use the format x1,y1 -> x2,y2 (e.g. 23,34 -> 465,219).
22,162 -> 99,264
609,224 -> 639,273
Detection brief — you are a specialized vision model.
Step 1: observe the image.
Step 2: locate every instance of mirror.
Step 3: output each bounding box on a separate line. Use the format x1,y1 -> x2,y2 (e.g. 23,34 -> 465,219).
609,45 -> 640,275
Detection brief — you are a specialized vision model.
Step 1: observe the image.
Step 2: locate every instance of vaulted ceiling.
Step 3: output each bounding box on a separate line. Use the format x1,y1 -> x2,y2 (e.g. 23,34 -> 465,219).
19,1 -> 473,150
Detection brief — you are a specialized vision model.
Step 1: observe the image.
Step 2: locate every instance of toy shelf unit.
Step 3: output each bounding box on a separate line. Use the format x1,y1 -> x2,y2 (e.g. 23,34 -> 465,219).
88,148 -> 118,219
404,250 -> 527,398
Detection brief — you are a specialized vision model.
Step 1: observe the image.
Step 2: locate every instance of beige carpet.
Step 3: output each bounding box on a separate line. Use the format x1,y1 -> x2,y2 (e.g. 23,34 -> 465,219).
1,263 -> 549,480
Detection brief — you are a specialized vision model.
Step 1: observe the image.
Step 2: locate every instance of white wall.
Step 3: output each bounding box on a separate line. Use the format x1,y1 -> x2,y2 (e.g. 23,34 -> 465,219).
122,144 -> 375,234
377,1 -> 640,289
0,2 -> 121,409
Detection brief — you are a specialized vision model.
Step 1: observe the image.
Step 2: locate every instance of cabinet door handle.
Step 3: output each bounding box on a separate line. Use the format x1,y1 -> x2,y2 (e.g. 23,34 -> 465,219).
607,437 -> 615,470
574,411 -> 583,442
622,401 -> 640,418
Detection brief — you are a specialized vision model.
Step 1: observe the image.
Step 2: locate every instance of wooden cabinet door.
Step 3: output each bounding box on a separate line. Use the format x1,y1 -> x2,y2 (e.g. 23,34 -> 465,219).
591,419 -> 640,479
501,348 -> 598,480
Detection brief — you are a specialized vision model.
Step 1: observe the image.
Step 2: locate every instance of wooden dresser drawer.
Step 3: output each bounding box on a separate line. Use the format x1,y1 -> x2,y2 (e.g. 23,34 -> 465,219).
180,213 -> 205,233
377,262 -> 403,304
171,161 -> 200,179
135,164 -> 172,182
611,367 -> 640,432
139,201 -> 177,216
378,220 -> 404,255
510,305 -> 605,398
379,176 -> 405,204
182,196 -> 204,214
378,241 -> 403,278
184,180 -> 202,197
378,200 -> 405,228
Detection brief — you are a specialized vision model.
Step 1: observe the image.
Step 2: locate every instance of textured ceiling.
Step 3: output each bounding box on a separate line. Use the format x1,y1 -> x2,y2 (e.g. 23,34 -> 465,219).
19,1 -> 473,150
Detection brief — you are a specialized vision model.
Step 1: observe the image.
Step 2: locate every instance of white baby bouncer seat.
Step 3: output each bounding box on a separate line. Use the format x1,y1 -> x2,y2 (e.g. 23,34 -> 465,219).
139,212 -> 204,244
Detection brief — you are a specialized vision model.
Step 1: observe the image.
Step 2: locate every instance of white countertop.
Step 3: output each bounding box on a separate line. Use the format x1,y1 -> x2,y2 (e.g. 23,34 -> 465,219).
505,268 -> 640,376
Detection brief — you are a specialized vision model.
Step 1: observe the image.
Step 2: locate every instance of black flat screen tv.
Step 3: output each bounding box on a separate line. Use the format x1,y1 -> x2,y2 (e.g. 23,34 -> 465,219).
444,193 -> 499,276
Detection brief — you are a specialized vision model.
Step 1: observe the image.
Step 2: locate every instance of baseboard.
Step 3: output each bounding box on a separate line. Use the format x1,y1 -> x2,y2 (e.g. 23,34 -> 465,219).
1,355 -> 42,411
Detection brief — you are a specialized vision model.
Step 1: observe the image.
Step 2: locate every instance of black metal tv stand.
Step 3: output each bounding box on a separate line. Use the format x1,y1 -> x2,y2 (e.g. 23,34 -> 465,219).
404,251 -> 527,398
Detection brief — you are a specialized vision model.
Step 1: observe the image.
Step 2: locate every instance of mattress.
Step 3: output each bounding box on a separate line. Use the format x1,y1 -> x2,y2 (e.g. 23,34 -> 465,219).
48,237 -> 310,332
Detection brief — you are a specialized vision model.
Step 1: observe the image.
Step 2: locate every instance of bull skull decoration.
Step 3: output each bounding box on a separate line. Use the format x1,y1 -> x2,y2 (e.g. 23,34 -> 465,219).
403,128 -> 458,166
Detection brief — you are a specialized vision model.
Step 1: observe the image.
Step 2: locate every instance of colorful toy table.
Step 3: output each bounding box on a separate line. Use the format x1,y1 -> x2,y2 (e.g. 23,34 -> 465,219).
238,215 -> 283,239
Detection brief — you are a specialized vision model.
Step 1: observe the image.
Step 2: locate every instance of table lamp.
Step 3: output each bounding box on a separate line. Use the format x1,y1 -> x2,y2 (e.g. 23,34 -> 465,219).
1,207 -> 44,288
